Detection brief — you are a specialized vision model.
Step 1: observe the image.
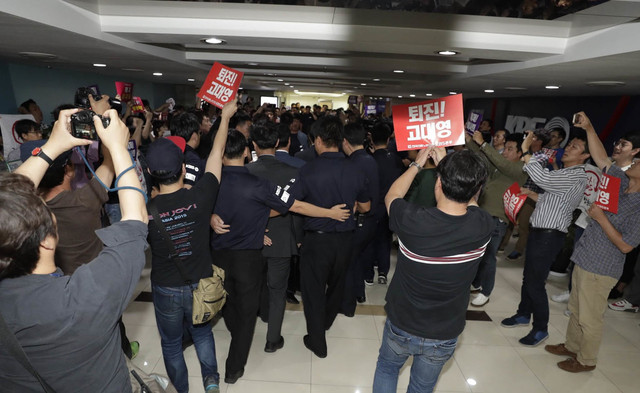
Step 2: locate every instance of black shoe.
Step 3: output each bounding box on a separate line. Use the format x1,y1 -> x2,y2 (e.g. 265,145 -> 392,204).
341,310 -> 355,317
378,274 -> 387,285
264,336 -> 285,353
356,296 -> 366,304
303,335 -> 327,358
608,288 -> 623,299
286,292 -> 300,304
224,369 -> 244,384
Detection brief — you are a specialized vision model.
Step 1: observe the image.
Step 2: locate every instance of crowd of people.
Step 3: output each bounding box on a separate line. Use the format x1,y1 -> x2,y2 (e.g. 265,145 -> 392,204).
1,89 -> 639,393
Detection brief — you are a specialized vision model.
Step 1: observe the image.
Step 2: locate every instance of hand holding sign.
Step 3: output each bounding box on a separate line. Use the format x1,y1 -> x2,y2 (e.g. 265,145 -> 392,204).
503,182 -> 527,225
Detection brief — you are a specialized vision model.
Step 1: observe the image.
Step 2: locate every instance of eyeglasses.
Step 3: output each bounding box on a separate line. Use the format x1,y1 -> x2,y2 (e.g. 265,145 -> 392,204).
613,140 -> 630,148
27,130 -> 42,134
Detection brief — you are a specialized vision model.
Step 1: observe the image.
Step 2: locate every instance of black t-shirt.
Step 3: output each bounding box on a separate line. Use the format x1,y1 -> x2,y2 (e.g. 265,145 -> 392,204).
211,166 -> 294,250
148,172 -> 219,287
184,145 -> 205,186
385,199 -> 493,340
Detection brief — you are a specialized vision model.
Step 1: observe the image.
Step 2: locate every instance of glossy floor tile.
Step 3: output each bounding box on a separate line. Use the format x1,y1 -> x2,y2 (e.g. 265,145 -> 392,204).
123,242 -> 640,393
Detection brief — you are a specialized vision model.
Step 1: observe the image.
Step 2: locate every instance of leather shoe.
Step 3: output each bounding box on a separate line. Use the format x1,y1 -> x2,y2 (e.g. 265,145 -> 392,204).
545,343 -> 577,359
557,357 -> 595,373
303,335 -> 327,358
356,296 -> 366,304
286,292 -> 300,304
224,369 -> 244,384
265,336 -> 285,353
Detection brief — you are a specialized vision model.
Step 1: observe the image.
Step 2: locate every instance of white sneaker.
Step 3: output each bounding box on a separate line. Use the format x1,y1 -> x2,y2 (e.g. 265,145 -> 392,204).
564,309 -> 571,317
548,271 -> 568,279
471,293 -> 490,307
551,290 -> 571,303
609,299 -> 639,312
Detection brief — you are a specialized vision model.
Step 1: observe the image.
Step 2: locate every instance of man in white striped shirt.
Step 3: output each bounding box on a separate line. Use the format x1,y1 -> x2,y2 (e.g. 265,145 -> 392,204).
501,132 -> 590,347
373,148 -> 494,393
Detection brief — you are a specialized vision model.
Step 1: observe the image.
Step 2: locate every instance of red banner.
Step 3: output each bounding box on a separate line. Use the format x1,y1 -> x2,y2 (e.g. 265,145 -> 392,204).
503,182 -> 527,225
392,94 -> 465,151
115,81 -> 134,102
197,62 -> 244,109
595,173 -> 621,213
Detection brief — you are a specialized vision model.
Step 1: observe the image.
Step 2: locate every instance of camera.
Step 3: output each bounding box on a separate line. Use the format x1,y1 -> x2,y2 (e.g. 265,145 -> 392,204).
74,87 -> 123,113
71,110 -> 110,140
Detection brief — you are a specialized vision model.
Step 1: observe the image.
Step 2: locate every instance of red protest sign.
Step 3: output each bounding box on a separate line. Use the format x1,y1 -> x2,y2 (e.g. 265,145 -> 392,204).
197,62 -> 244,109
115,81 -> 134,102
503,182 -> 527,225
131,97 -> 144,114
392,94 -> 465,151
595,173 -> 621,213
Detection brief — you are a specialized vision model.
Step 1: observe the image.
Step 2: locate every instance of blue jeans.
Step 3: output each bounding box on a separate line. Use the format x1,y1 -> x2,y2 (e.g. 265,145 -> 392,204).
152,284 -> 219,393
472,217 -> 508,296
373,319 -> 457,393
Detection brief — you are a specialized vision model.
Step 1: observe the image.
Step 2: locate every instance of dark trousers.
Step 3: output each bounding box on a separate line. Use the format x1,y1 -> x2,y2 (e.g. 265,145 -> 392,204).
516,228 -> 566,332
264,256 -> 292,343
366,215 -> 392,279
300,231 -> 354,354
215,249 -> 264,375
342,216 -> 378,315
472,217 -> 507,297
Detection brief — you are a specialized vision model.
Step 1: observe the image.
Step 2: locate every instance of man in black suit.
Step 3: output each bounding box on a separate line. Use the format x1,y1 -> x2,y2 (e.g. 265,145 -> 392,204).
246,125 -> 303,353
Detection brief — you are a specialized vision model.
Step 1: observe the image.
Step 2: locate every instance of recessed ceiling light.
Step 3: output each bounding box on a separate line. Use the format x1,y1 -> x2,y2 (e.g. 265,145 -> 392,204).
436,50 -> 459,56
153,72 -> 163,76
545,85 -> 560,89
410,94 -> 416,97
247,62 -> 259,66
505,86 -> 527,90
277,79 -> 283,82
93,63 -> 106,67
204,37 -> 225,45
484,89 -> 495,93
284,83 -> 289,85
426,93 -> 432,96
187,78 -> 195,82
449,91 -> 457,95
393,70 -> 404,73
361,83 -> 367,86
373,78 -> 380,82
586,81 -> 625,86
398,95 -> 403,98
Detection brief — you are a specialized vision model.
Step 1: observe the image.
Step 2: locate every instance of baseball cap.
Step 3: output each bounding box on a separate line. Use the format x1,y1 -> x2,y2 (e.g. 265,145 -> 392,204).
146,136 -> 186,179
20,140 -> 72,168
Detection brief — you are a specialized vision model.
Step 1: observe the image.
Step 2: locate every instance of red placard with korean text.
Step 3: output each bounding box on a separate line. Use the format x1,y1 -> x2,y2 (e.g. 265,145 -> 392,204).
115,81 -> 134,102
595,173 -> 621,213
392,94 -> 465,151
197,62 -> 244,109
503,182 -> 528,225
131,97 -> 144,114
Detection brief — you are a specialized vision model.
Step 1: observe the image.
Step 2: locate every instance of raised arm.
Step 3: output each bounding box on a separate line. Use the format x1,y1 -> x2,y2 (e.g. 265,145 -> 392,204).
94,110 -> 147,224
385,147 -> 431,214
206,99 -> 238,181
15,108 -> 92,186
574,111 -> 612,171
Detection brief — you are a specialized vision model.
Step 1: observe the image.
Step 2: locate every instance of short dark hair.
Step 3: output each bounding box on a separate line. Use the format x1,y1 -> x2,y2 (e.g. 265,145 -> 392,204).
550,128 -> 567,141
51,104 -> 76,122
224,129 -> 248,159
230,114 -> 251,129
370,122 -> 392,146
276,123 -> 291,148
151,171 -> 182,186
313,116 -> 343,148
19,99 -> 37,111
188,109 -> 205,125
622,132 -> 640,158
481,119 -> 493,128
343,122 -> 366,146
436,150 -> 488,203
170,112 -> 200,140
15,119 -> 39,140
250,125 -> 279,149
495,129 -> 510,137
572,135 -> 590,157
279,112 -> 293,125
505,133 -> 524,153
39,160 -> 72,190
0,173 -> 57,279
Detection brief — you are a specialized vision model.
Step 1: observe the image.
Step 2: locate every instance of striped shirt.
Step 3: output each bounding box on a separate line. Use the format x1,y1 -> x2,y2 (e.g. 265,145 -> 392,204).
524,161 -> 587,232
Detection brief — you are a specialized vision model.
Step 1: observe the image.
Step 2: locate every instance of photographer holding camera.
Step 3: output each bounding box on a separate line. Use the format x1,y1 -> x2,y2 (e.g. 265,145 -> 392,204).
0,108 -> 148,391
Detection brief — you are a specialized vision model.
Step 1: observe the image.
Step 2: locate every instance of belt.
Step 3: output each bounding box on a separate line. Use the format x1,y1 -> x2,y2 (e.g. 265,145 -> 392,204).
530,227 -> 563,234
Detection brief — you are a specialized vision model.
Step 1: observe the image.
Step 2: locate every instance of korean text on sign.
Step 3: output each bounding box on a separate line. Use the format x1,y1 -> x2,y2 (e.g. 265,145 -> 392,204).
392,94 -> 465,151
594,173 -> 621,213
503,182 -> 527,225
197,62 -> 244,109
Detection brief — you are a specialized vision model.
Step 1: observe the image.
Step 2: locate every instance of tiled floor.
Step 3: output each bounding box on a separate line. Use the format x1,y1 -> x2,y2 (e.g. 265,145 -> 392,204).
124,240 -> 640,393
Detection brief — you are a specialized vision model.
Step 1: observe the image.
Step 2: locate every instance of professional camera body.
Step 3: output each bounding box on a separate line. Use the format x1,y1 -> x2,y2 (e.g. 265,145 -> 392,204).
74,87 -> 122,111
71,110 -> 110,140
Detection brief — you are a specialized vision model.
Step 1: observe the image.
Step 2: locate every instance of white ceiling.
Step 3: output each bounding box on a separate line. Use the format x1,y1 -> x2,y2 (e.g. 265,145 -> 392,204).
1,0 -> 640,99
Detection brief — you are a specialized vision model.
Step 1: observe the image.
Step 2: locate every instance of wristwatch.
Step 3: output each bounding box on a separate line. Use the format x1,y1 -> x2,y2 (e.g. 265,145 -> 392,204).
409,161 -> 422,170
31,147 -> 53,166
522,151 -> 532,157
